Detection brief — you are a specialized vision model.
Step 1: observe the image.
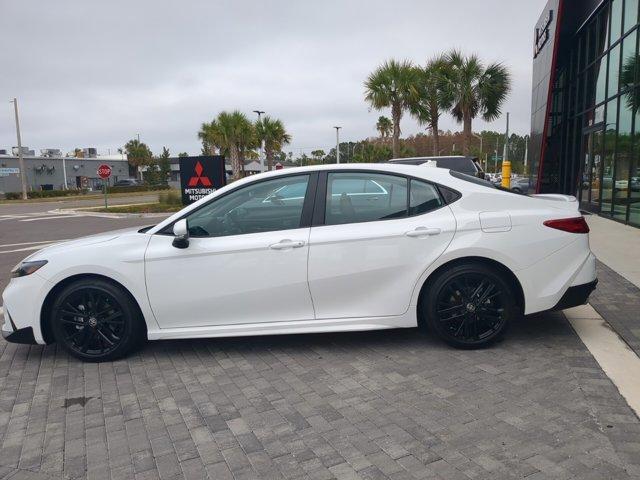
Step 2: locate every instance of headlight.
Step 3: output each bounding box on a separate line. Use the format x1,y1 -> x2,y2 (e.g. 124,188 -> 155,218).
10,260 -> 48,278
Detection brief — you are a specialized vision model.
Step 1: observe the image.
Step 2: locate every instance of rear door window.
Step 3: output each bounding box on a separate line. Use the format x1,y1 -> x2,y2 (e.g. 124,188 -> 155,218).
325,173 -> 408,225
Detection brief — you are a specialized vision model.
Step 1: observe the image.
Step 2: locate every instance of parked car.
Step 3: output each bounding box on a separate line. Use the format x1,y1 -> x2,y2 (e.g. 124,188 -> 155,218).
112,178 -> 142,187
2,164 -> 596,361
510,177 -> 531,194
389,156 -> 485,179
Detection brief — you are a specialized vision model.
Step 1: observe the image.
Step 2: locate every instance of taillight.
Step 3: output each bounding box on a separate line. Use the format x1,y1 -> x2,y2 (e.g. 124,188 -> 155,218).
543,217 -> 590,234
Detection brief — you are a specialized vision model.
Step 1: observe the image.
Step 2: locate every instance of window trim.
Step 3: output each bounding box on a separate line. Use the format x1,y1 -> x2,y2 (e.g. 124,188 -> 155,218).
311,169 -> 453,228
158,171 -> 319,236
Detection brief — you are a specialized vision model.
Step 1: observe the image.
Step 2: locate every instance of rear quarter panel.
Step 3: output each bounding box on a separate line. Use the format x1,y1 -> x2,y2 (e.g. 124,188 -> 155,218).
409,189 -> 593,314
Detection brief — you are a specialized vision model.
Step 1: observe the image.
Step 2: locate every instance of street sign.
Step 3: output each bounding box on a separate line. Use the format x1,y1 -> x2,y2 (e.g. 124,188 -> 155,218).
179,155 -> 226,205
97,164 -> 112,179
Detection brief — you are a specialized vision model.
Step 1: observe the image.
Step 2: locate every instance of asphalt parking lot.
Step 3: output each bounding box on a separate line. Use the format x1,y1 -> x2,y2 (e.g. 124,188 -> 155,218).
0,203 -> 639,479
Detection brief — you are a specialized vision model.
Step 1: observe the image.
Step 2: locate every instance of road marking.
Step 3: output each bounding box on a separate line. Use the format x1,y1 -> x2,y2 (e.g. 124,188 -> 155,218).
19,215 -> 81,222
0,239 -> 69,248
0,243 -> 58,254
565,304 -> 640,417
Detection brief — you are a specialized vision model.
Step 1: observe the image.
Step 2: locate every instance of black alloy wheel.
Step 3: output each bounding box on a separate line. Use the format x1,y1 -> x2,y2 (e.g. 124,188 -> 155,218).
423,263 -> 516,348
51,279 -> 144,361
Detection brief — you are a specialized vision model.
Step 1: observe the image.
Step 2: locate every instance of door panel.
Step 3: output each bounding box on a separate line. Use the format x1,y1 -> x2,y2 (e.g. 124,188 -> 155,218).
144,173 -> 316,328
308,211 -> 456,319
308,172 -> 456,319
145,228 -> 314,328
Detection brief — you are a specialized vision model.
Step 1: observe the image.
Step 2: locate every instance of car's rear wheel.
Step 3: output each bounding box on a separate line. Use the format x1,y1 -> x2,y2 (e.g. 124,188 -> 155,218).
50,279 -> 144,361
422,263 -> 516,348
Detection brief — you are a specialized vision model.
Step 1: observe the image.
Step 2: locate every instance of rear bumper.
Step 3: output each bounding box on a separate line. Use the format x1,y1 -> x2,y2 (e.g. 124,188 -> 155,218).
550,279 -> 598,312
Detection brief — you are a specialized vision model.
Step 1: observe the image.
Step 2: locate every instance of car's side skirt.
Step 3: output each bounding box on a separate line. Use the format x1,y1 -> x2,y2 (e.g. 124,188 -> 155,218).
146,311 -> 417,341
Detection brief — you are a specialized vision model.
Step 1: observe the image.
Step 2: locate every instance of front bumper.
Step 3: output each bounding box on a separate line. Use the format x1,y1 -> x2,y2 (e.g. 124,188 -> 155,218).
1,308 -> 38,344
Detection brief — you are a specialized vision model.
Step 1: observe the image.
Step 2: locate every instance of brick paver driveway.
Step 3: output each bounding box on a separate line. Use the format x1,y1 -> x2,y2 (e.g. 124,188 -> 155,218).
0,312 -> 638,480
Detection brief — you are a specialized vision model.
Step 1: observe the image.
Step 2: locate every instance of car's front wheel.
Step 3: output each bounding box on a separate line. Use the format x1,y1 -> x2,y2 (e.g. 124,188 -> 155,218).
50,279 -> 145,361
422,263 -> 517,348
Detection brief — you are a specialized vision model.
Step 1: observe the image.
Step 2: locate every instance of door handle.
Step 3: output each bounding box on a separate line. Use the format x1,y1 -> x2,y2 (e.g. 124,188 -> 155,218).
405,227 -> 441,237
269,240 -> 305,250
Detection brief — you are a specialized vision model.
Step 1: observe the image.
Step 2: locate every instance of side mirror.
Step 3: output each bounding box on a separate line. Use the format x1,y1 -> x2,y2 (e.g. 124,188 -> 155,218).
172,219 -> 189,249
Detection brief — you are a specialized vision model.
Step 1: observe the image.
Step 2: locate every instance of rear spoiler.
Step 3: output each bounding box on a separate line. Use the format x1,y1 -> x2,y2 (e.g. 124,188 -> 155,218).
531,194 -> 577,202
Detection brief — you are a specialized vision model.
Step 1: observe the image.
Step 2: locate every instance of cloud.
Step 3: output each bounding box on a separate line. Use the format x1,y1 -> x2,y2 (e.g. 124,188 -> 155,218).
0,0 -> 547,156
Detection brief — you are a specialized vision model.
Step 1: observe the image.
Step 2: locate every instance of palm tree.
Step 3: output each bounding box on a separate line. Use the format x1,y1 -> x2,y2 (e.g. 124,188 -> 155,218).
199,111 -> 255,180
364,59 -> 418,158
446,50 -> 511,155
124,138 -> 153,178
621,54 -> 640,114
197,121 -> 219,156
255,116 -> 292,171
409,56 -> 454,156
375,116 -> 392,141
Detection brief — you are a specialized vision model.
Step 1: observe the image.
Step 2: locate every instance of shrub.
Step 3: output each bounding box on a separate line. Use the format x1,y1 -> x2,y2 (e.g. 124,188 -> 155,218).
26,189 -> 88,199
107,184 -> 171,194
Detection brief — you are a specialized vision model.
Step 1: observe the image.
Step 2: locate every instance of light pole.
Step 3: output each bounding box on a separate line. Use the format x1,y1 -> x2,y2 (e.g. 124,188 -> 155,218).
253,110 -> 266,171
334,126 -> 341,164
10,98 -> 28,200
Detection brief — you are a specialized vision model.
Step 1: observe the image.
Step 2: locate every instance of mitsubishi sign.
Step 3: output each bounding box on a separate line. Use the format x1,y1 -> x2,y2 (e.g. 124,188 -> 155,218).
179,155 -> 226,205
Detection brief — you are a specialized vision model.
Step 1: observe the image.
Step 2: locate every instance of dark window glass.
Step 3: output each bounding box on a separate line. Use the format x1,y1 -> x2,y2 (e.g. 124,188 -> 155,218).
595,55 -> 608,103
614,93 -> 633,221
611,0 -> 624,43
325,173 -> 407,225
602,99 -> 618,214
409,180 -> 443,216
630,99 -> 640,225
624,0 -> 638,33
609,43 -> 621,96
587,21 -> 598,65
621,30 -> 638,91
185,175 -> 309,237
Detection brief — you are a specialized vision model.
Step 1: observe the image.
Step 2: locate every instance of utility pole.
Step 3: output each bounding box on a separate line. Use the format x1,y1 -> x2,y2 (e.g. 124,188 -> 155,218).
524,134 -> 529,169
253,110 -> 266,171
334,126 -> 341,164
10,98 -> 28,200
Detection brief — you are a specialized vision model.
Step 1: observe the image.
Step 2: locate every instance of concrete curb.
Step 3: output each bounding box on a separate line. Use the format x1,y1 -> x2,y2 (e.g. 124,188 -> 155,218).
49,207 -> 172,219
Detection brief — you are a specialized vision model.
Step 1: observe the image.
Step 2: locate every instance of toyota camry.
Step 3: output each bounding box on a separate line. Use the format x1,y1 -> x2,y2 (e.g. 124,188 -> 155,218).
2,164 -> 597,361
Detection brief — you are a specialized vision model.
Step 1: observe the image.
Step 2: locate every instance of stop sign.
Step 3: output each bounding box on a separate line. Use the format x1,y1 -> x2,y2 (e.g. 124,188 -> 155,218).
275,162 -> 283,170
97,164 -> 112,179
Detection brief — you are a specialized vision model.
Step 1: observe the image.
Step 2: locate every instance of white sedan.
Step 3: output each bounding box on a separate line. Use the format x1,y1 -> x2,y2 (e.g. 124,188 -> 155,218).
2,164 -> 597,361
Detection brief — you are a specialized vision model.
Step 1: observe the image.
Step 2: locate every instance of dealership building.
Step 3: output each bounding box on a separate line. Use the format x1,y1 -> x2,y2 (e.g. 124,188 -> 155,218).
0,149 -> 130,194
532,0 -> 640,226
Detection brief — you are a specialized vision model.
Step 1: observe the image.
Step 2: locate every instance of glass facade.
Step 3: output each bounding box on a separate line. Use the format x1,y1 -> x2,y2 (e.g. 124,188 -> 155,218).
534,0 -> 640,226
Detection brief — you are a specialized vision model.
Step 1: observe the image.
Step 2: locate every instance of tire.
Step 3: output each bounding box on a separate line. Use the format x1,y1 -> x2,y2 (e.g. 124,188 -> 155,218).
421,263 -> 517,348
50,279 -> 145,361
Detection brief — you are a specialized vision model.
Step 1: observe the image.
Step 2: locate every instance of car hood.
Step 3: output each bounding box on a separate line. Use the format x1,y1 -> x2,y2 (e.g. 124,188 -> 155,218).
25,227 -> 143,260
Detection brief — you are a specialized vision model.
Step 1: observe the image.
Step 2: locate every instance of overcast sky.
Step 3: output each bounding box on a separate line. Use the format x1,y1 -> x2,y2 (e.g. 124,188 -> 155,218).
1,0 -> 547,157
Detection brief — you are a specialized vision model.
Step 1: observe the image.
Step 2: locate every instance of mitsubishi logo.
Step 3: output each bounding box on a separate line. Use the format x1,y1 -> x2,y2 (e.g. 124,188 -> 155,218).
187,161 -> 212,187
